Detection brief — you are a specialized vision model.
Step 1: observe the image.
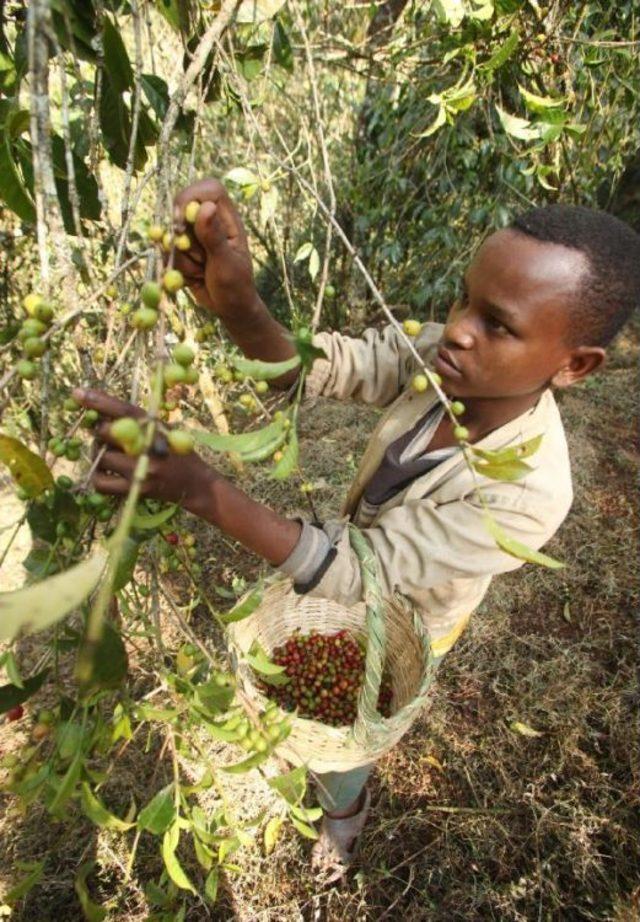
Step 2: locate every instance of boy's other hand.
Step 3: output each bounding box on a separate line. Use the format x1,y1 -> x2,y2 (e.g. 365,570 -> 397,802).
72,388 -> 219,512
172,178 -> 257,320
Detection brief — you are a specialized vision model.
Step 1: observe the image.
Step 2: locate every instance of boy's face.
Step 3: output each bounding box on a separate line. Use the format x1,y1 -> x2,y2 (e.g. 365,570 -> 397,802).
436,228 -> 604,399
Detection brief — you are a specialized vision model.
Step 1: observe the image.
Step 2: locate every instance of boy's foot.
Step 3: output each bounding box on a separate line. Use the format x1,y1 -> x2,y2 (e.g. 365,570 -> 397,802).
311,787 -> 371,883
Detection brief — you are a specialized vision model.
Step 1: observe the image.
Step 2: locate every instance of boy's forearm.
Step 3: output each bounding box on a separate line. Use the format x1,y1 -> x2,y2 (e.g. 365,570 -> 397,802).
185,469 -> 302,566
220,293 -> 300,389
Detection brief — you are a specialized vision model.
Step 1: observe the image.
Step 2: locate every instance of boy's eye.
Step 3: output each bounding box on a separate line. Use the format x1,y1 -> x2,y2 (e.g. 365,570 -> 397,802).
486,315 -> 509,334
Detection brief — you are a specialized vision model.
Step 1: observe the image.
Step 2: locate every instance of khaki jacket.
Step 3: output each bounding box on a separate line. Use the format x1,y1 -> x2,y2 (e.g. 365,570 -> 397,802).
300,322 -> 573,654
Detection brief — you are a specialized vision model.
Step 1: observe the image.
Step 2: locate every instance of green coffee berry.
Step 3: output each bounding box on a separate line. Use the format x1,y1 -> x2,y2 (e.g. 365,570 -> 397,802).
16,359 -> 37,380
132,307 -> 159,330
163,363 -> 187,388
162,269 -> 184,293
167,430 -> 194,455
172,343 -> 195,367
141,281 -> 162,310
23,337 -> 46,358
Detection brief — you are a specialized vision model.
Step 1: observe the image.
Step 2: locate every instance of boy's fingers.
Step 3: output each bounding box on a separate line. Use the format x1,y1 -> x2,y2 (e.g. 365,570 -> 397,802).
174,178 -> 247,246
193,201 -> 227,255
72,388 -> 145,420
92,472 -> 132,495
98,450 -> 137,477
172,249 -> 205,280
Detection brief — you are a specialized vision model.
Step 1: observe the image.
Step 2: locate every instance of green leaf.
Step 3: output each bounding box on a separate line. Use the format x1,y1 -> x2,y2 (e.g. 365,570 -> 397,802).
99,75 -> 132,170
4,651 -> 24,688
293,328 -> 327,370
1,860 -> 44,906
0,435 -> 53,498
273,21 -> 293,72
131,502 -> 178,530
0,668 -> 49,714
224,166 -> 259,187
79,622 -> 128,692
102,18 -> 133,93
220,587 -> 263,624
267,765 -> 307,805
0,136 -> 35,222
483,515 -> 564,570
113,535 -> 141,592
264,816 -> 283,854
246,641 -> 287,676
290,803 -> 322,823
80,783 -> 134,831
480,29 -> 519,71
56,721 -> 84,762
140,73 -> 170,120
191,416 -> 286,458
294,241 -> 313,262
138,784 -> 176,835
472,458 -> 532,481
0,546 -> 108,642
222,751 -> 269,774
472,434 -> 543,464
495,104 -> 542,141
231,354 -> 301,381
74,861 -> 107,922
270,429 -> 298,481
194,679 -> 235,715
204,867 -> 219,904
162,824 -> 196,893
518,84 -> 564,114
432,0 -> 465,27
308,247 -> 320,281
49,749 -> 83,814
417,103 -> 446,138
290,814 -> 319,840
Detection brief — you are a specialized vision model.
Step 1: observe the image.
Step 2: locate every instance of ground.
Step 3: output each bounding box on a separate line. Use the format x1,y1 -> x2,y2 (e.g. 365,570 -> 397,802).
0,322 -> 638,921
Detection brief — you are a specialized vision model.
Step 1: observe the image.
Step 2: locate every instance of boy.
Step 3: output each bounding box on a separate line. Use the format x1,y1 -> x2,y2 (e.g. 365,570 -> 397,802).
74,180 -> 639,879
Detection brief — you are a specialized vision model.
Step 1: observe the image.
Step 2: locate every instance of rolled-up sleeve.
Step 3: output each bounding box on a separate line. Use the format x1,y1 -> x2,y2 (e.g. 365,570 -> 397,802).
283,490 -> 569,608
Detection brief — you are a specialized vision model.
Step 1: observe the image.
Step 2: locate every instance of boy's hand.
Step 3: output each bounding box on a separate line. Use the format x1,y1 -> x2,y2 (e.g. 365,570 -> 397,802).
172,179 -> 257,320
72,388 -> 219,512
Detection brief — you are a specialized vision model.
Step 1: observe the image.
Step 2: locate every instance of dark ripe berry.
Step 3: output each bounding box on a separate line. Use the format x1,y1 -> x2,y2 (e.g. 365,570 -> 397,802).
6,705 -> 24,722
164,532 -> 179,546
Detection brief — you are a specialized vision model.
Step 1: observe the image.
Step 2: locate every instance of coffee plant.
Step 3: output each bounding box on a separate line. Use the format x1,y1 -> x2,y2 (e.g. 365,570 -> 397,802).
0,0 -> 636,915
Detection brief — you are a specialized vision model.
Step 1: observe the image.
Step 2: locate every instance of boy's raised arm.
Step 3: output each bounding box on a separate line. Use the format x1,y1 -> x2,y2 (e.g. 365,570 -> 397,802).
172,179 -> 299,389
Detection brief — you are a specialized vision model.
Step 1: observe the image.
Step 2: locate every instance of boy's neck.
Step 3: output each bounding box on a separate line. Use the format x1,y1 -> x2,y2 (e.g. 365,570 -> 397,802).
452,388 -> 547,441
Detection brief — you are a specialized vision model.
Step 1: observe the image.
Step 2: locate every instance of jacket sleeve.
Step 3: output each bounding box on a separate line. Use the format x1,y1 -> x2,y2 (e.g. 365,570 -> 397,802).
305,322 -> 443,408
279,489 -> 569,607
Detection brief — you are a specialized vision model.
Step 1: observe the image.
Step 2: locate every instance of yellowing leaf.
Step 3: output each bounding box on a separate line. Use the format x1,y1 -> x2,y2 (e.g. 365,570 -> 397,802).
236,0 -> 286,23
483,515 -> 564,570
509,720 -> 544,738
224,166 -> 259,186
264,816 -> 283,855
518,84 -> 565,113
0,546 -> 108,642
0,434 -> 53,498
495,104 -> 542,141
425,754 -> 445,772
417,104 -> 446,138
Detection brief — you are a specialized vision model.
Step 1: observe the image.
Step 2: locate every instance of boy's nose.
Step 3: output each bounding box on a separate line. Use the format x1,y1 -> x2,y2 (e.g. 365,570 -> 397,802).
443,314 -> 475,350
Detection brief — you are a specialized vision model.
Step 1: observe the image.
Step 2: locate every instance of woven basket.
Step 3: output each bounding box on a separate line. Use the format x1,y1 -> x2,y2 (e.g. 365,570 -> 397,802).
227,527 -> 439,772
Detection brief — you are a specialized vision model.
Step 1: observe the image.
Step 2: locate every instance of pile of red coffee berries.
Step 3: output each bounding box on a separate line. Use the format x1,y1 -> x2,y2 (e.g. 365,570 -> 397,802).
255,629 -> 393,727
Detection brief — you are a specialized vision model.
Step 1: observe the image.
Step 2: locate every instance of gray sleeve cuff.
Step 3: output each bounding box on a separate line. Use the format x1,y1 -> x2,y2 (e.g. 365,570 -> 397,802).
277,519 -> 333,586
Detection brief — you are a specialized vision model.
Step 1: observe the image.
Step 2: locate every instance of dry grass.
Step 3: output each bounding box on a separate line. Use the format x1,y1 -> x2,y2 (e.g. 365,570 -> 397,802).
0,323 -> 638,920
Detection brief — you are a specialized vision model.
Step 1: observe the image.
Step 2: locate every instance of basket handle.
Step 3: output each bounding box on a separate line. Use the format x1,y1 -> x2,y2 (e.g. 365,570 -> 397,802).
349,525 -> 438,746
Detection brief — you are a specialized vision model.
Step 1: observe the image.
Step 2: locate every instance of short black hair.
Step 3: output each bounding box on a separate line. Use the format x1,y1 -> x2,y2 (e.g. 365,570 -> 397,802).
511,204 -> 640,346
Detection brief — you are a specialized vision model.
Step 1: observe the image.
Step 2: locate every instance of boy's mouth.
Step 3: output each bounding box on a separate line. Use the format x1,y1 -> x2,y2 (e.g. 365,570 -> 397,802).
434,346 -> 463,378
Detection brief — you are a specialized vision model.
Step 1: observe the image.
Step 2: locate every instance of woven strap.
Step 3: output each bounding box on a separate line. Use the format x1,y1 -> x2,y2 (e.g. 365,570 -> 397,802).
349,525 -> 439,749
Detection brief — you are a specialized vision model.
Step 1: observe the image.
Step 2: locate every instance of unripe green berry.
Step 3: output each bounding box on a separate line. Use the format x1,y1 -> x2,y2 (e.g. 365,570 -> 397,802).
148,224 -> 164,242
454,425 -> 469,441
431,371 -> 442,386
167,430 -> 194,455
23,292 -> 42,315
451,401 -> 465,416
175,234 -> 191,251
110,416 -> 143,450
65,445 -> 81,461
255,380 -> 269,395
16,359 -> 37,380
81,409 -> 99,428
172,343 -> 195,367
412,374 -> 428,393
140,281 -> 162,310
162,269 -> 184,293
87,491 -> 108,508
132,307 -> 159,330
19,319 -> 47,340
163,363 -> 187,387
183,366 -> 199,385
97,506 -> 112,522
33,301 -> 54,323
325,284 -> 336,298
63,396 -> 80,412
23,336 -> 46,358
56,475 -> 74,490
53,441 -> 67,457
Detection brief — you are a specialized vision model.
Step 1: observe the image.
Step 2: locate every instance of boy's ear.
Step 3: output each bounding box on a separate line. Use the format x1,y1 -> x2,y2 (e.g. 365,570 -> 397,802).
551,345 -> 606,388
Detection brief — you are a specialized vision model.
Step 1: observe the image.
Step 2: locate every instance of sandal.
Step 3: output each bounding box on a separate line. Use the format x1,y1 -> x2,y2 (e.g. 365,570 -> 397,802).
311,787 -> 371,883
